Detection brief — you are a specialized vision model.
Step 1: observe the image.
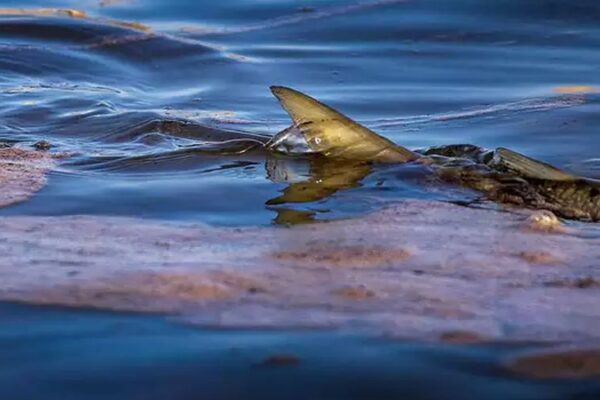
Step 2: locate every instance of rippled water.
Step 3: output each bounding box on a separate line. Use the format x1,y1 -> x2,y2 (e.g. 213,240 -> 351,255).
2,2 -> 600,398
2,0 -> 600,224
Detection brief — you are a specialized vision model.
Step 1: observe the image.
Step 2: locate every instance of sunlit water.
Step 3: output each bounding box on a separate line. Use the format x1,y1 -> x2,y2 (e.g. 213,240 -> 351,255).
1,2 -> 600,398
1,0 -> 600,224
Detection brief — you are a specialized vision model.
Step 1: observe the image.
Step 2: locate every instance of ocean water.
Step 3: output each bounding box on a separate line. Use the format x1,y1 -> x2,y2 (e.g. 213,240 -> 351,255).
1,0 -> 600,224
1,2 -> 600,399
1,303 -> 598,400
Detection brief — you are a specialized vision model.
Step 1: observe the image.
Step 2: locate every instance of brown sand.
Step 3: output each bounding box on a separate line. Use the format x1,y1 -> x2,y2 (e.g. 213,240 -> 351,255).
506,347 -> 600,379
257,354 -> 302,368
0,148 -> 54,207
0,7 -> 150,32
0,8 -> 86,18
272,244 -> 412,269
1,201 -> 598,344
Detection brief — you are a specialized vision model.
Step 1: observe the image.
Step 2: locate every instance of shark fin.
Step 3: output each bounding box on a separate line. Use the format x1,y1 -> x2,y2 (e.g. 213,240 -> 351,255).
269,86 -> 419,162
494,148 -> 577,181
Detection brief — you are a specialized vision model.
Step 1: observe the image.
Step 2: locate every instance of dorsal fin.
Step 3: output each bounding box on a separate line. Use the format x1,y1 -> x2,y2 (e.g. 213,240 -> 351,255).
270,86 -> 345,124
270,86 -> 419,163
493,148 -> 577,181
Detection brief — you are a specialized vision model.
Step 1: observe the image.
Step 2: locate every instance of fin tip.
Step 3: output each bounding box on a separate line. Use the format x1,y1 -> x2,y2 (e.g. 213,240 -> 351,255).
270,85 -> 294,96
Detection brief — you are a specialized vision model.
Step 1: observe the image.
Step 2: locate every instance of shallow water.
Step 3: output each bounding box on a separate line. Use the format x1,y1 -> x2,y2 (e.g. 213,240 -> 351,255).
1,4 -> 600,397
1,0 -> 600,224
1,303 -> 599,400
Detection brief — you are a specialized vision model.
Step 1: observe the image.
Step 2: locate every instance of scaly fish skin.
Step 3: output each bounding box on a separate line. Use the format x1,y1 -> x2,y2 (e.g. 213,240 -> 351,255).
528,179 -> 600,221
422,146 -> 600,221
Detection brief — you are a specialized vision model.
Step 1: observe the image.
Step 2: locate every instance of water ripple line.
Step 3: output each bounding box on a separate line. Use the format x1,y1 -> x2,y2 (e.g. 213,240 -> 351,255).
372,95 -> 586,128
180,0 -> 410,36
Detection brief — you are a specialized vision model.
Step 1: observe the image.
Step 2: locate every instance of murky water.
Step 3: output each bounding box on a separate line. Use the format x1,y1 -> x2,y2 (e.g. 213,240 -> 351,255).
1,0 -> 600,224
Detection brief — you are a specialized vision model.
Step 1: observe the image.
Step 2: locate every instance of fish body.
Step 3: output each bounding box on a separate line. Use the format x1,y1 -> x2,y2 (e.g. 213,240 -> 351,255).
524,178 -> 600,221
268,86 -> 600,221
423,147 -> 600,221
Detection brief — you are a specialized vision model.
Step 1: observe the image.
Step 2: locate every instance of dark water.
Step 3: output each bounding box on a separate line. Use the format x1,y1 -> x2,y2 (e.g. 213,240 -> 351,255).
1,303 -> 598,400
1,0 -> 600,224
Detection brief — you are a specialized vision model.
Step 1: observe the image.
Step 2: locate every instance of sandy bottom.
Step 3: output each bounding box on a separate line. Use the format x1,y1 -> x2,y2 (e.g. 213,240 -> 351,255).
2,201 -> 599,344
0,147 -> 54,207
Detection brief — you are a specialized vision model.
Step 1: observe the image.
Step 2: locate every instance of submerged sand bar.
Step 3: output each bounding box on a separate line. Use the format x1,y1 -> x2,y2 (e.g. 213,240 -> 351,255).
0,148 -> 54,207
1,201 -> 599,343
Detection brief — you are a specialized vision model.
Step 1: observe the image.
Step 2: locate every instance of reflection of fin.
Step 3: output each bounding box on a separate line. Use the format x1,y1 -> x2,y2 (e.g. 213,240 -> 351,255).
272,208 -> 317,226
494,148 -> 576,181
265,158 -> 371,205
270,86 -> 419,163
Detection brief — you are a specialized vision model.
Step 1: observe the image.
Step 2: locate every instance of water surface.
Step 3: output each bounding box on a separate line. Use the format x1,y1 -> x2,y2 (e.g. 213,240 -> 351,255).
1,0 -> 600,224
2,3 -> 600,398
1,303 -> 598,400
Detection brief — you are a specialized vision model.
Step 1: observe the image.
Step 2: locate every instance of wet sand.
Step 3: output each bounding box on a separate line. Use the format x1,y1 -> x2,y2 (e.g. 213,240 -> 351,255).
0,147 -> 54,207
2,200 -> 599,344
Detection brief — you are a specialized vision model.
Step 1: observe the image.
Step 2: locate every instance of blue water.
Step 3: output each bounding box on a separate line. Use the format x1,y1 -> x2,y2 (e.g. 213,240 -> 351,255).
1,0 -> 600,224
2,2 -> 600,398
1,303 -> 598,400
